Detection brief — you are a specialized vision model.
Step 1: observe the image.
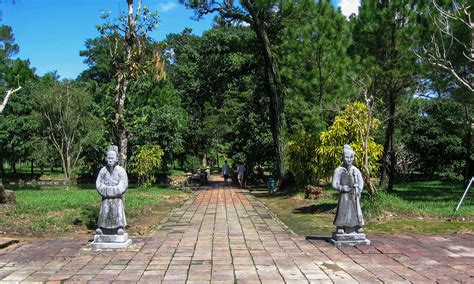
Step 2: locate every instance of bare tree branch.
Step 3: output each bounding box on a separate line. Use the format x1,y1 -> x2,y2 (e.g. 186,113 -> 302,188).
418,0 -> 473,92
0,86 -> 22,113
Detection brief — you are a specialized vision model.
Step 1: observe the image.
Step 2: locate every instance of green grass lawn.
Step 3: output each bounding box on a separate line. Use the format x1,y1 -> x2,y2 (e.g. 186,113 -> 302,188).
0,186 -> 188,238
251,180 -> 474,236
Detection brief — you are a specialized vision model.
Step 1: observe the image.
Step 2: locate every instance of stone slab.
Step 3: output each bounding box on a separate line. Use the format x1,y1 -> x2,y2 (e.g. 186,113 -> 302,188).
91,238 -> 132,249
332,232 -> 367,241
93,233 -> 129,243
331,232 -> 370,246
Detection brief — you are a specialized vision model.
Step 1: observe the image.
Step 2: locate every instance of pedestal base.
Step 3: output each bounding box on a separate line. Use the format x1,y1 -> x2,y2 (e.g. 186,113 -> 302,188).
331,232 -> 370,246
91,233 -> 132,249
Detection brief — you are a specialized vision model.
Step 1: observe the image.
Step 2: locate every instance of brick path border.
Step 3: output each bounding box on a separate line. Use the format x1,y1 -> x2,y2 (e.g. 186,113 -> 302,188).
0,184 -> 473,283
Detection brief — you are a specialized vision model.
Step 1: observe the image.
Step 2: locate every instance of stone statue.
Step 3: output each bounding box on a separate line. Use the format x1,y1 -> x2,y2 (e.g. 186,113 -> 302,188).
331,145 -> 370,246
91,145 -> 132,249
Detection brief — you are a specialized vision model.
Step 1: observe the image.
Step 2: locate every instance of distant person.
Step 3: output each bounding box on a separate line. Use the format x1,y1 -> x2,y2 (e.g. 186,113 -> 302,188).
205,166 -> 211,182
222,160 -> 230,186
236,163 -> 246,188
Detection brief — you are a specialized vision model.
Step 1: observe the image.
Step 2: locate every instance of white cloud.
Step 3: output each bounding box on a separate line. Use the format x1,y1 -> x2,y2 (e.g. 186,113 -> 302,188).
339,0 -> 360,18
159,2 -> 177,12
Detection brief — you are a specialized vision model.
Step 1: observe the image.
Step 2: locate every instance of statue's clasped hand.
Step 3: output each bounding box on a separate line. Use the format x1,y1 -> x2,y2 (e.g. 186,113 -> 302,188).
341,185 -> 352,193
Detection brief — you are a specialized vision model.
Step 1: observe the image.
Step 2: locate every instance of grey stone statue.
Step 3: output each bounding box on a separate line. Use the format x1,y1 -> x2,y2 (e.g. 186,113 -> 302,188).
331,145 -> 370,246
91,145 -> 132,249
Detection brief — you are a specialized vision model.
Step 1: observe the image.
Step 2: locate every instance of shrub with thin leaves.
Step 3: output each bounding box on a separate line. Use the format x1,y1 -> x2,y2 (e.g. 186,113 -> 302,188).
130,145 -> 164,188
287,131 -> 320,186
317,102 -> 383,181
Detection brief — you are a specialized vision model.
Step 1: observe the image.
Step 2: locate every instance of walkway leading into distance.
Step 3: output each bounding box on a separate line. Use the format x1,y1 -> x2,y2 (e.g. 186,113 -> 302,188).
0,181 -> 473,283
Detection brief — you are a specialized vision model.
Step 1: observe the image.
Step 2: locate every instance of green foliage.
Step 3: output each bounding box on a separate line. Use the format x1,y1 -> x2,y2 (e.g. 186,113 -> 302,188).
127,78 -> 188,164
129,145 -> 164,188
401,98 -> 468,176
0,25 -> 19,62
184,155 -> 201,172
317,102 -> 383,179
0,26 -> 39,171
165,26 -> 272,169
280,0 -> 355,133
287,131 -> 319,186
33,79 -> 104,180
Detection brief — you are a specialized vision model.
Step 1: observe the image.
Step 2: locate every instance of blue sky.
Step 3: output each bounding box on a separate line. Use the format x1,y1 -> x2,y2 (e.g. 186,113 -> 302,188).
2,0 -> 349,80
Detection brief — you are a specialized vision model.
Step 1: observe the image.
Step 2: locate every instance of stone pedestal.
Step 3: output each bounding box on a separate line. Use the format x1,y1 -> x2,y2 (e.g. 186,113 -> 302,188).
331,232 -> 370,246
91,233 -> 132,249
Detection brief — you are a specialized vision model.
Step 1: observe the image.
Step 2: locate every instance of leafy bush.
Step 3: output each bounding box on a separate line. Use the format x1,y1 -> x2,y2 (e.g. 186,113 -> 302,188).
287,102 -> 383,191
317,102 -> 383,180
184,155 -> 201,172
129,145 -> 164,188
287,131 -> 320,186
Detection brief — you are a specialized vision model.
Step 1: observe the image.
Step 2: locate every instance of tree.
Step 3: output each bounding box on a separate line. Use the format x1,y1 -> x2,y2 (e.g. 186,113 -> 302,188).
0,25 -> 30,203
402,98 -> 467,176
416,0 -> 473,92
34,79 -> 103,181
280,0 -> 355,134
164,26 -> 271,169
0,59 -> 36,174
415,0 -> 473,180
351,0 -> 425,192
127,76 -> 188,169
0,25 -> 22,114
96,0 -> 160,168
180,0 -> 287,181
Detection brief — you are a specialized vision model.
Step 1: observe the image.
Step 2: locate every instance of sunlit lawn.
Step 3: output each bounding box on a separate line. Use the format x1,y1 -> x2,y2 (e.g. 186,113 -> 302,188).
0,186 -> 188,238
251,180 -> 474,236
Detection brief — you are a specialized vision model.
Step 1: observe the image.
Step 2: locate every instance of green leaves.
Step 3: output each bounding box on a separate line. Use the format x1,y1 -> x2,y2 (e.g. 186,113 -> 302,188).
280,0 -> 355,134
129,144 -> 164,188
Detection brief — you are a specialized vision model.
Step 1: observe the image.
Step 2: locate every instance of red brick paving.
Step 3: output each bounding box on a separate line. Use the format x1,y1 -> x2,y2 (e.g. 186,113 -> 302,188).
0,183 -> 473,283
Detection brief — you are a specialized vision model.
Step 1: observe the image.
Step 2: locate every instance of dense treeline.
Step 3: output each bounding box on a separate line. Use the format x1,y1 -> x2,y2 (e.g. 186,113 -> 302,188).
0,0 -> 472,193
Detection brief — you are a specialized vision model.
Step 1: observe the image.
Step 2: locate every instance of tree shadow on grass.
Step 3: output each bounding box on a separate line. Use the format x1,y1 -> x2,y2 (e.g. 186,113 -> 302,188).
392,180 -> 466,202
250,188 -> 298,199
293,203 -> 337,214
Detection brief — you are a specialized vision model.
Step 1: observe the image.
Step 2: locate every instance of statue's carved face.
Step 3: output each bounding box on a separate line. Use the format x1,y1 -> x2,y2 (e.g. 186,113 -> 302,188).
106,151 -> 118,167
343,152 -> 354,167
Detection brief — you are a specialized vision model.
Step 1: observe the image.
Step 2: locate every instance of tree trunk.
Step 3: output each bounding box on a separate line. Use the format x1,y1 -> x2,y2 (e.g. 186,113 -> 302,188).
60,152 -> 68,181
31,160 -> 34,175
112,0 -> 135,169
381,89 -> 397,193
363,92 -> 377,197
250,12 -> 285,182
114,72 -> 130,169
0,158 -> 4,176
464,105 -> 473,180
12,161 -> 16,174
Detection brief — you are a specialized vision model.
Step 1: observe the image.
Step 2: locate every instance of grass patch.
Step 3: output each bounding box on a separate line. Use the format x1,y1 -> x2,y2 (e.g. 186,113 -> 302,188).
251,180 -> 473,236
0,186 -> 188,238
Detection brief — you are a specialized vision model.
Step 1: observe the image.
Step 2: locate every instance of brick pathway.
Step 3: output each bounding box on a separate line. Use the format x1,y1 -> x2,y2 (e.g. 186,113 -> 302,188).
0,183 -> 473,283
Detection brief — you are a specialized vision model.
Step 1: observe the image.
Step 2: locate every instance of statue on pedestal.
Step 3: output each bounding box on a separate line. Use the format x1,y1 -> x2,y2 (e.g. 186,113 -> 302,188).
91,145 -> 132,249
331,145 -> 370,246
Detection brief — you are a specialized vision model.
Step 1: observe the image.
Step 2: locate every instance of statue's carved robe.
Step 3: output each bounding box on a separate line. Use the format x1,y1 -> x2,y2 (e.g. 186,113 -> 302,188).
332,166 -> 364,228
96,165 -> 128,229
